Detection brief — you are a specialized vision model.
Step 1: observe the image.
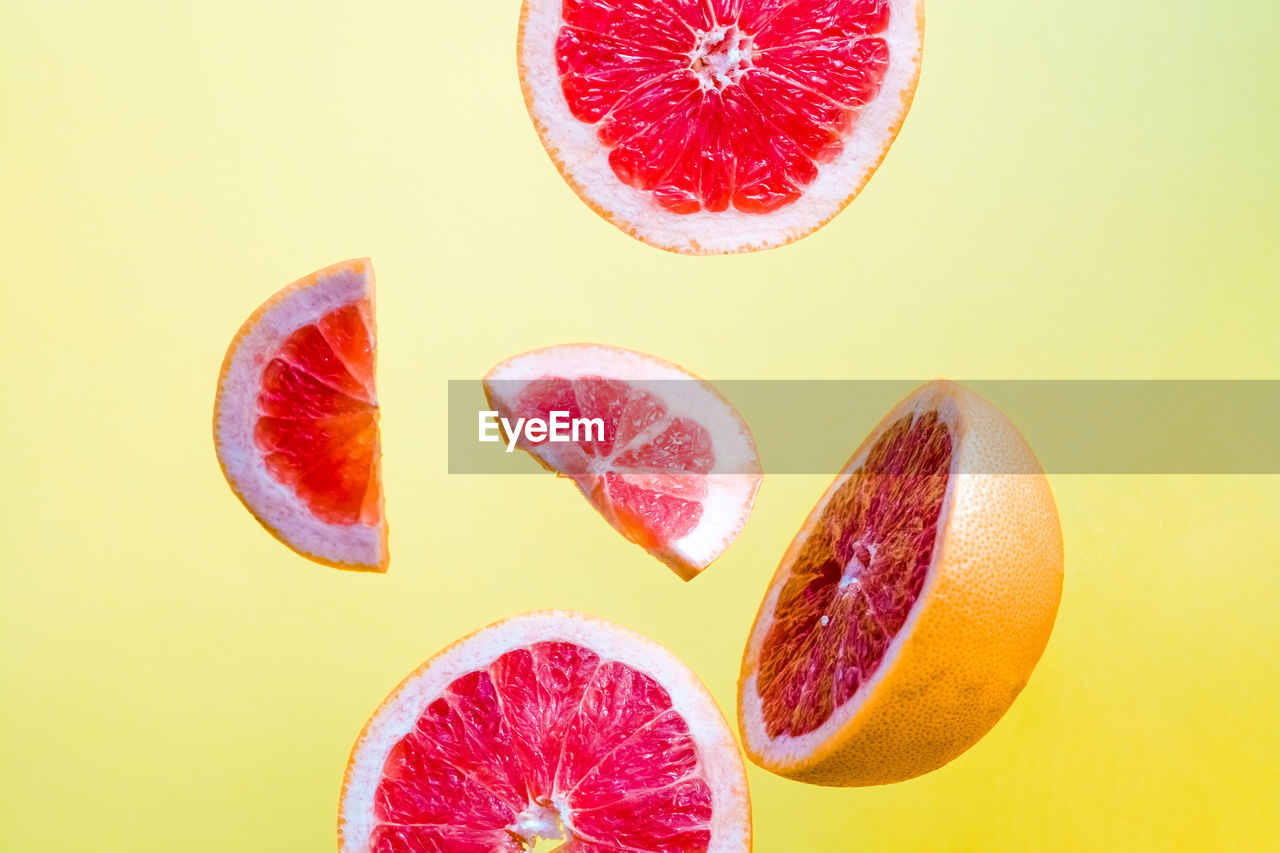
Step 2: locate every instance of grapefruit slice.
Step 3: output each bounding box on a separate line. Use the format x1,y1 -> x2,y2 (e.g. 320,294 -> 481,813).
339,610 -> 752,853
483,344 -> 762,580
213,259 -> 387,572
518,0 -> 925,253
738,380 -> 1063,785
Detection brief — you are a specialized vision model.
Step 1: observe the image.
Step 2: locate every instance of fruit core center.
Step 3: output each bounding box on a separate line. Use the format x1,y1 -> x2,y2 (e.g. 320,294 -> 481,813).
510,799 -> 571,849
839,540 -> 877,590
689,26 -> 753,90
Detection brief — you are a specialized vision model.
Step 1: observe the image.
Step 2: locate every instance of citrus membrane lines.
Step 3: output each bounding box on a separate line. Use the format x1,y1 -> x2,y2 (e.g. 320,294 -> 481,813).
255,331 -> 379,527
214,259 -> 386,570
366,640 -> 720,851
483,346 -> 761,577
757,411 -> 950,738
555,0 -> 895,213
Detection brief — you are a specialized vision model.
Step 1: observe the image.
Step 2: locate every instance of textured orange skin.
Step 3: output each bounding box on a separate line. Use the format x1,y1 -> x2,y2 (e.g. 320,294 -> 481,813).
338,610 -> 752,852
516,0 -> 927,255
738,381 -> 1064,785
212,258 -> 389,573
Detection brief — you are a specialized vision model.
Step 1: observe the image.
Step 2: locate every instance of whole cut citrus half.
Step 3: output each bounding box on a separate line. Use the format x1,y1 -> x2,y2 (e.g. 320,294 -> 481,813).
518,0 -> 925,253
483,344 -> 762,580
738,380 -> 1063,785
213,258 -> 387,572
339,610 -> 751,852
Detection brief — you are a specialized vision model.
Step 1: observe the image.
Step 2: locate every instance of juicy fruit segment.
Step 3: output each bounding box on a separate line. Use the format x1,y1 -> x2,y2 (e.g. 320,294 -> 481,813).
757,411 -> 950,737
255,303 -> 380,526
213,259 -> 386,571
372,642 -> 713,852
483,345 -> 762,579
558,0 -> 893,214
514,378 -> 713,546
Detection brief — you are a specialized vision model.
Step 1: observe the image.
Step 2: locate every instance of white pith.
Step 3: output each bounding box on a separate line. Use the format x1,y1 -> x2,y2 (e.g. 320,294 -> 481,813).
483,344 -> 762,577
213,262 -> 383,569
339,611 -> 751,853
519,0 -> 924,253
739,383 -> 964,765
510,800 -> 568,846
691,26 -> 753,91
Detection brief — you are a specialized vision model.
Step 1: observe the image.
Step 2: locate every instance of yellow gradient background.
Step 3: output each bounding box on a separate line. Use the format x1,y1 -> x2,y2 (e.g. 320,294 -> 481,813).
2,1 -> 1278,850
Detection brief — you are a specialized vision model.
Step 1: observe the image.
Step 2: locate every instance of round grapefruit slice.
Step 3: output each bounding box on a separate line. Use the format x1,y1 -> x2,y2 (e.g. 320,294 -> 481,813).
213,259 -> 387,572
738,380 -> 1063,785
518,0 -> 925,253
339,610 -> 751,853
483,344 -> 762,580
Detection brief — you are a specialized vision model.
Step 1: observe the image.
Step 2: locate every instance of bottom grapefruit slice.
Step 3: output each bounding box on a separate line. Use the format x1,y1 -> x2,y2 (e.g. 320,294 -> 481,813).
340,611 -> 751,852
483,345 -> 761,580
213,259 -> 387,571
738,380 -> 1064,785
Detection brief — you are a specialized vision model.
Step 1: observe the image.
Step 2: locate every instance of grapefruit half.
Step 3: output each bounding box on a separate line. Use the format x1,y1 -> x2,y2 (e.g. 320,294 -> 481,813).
738,380 -> 1063,785
339,610 -> 751,852
518,0 -> 925,253
483,344 -> 762,580
213,259 -> 387,572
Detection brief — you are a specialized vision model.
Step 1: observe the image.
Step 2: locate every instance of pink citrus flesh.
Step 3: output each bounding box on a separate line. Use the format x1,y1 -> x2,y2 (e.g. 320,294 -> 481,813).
519,0 -> 925,252
339,611 -> 751,852
484,345 -> 762,579
256,303 -> 380,526
213,259 -> 386,571
514,378 -> 713,546
757,409 -> 950,737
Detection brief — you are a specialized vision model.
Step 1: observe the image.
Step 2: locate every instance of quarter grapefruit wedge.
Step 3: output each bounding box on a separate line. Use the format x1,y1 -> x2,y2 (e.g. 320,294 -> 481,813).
483,344 -> 762,580
339,610 -> 751,852
518,0 -> 925,253
738,380 -> 1063,785
213,259 -> 387,572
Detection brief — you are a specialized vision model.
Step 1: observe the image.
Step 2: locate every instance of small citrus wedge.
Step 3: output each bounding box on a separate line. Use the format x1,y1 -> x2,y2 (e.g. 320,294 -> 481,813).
738,380 -> 1063,785
339,610 -> 752,852
483,344 -> 762,580
213,259 -> 387,572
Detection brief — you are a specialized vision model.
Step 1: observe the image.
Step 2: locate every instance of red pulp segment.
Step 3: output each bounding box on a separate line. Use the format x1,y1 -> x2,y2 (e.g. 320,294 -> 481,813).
372,641 -> 715,853
511,377 -> 715,546
253,302 -> 380,526
757,411 -> 951,738
555,0 -> 893,214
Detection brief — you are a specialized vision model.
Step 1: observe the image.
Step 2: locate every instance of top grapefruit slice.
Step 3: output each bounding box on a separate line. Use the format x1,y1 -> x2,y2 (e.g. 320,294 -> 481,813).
483,344 -> 762,580
213,259 -> 387,572
738,380 -> 1063,785
339,610 -> 751,853
518,0 -> 925,253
